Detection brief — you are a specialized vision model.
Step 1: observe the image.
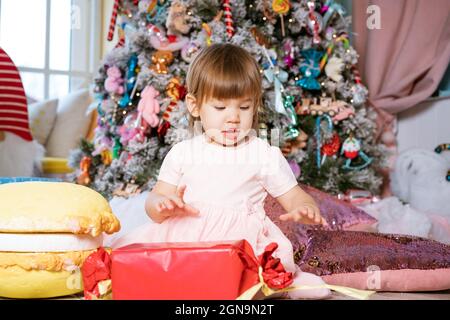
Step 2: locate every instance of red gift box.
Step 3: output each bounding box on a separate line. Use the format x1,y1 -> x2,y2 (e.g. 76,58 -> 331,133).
111,240 -> 261,300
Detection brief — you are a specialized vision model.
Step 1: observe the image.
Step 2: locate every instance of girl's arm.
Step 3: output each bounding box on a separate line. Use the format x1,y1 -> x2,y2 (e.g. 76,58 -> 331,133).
274,185 -> 327,225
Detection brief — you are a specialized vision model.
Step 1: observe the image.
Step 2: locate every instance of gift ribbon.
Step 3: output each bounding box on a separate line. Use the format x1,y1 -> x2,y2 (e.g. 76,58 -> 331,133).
236,266 -> 375,300
297,49 -> 323,91
263,68 -> 288,116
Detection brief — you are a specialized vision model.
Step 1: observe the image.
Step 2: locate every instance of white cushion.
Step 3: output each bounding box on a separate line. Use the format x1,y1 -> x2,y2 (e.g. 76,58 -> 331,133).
45,89 -> 92,157
28,98 -> 58,146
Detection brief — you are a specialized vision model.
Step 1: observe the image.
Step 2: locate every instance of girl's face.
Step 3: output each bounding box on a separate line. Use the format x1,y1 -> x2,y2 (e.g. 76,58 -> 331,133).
187,95 -> 255,146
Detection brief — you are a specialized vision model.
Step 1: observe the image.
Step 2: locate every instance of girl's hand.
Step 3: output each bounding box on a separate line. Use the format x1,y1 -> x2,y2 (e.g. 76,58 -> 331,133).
279,204 -> 328,226
155,184 -> 200,218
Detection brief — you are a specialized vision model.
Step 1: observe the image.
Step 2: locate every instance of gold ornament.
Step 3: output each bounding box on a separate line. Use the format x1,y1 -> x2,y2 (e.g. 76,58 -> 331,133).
100,149 -> 112,166
150,50 -> 174,74
77,156 -> 92,185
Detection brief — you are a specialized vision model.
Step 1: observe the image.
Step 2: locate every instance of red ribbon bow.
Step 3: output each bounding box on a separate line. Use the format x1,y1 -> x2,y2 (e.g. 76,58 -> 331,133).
258,242 -> 293,290
81,247 -> 111,299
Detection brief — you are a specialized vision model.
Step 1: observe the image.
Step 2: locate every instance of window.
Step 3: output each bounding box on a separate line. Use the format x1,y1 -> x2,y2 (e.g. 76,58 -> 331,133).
0,0 -> 101,100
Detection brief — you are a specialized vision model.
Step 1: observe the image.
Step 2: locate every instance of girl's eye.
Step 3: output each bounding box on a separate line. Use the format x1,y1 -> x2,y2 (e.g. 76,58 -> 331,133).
240,106 -> 251,110
214,106 -> 225,110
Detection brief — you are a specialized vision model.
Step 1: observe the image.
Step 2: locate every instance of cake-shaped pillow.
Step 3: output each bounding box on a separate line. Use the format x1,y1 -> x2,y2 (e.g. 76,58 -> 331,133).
0,182 -> 120,298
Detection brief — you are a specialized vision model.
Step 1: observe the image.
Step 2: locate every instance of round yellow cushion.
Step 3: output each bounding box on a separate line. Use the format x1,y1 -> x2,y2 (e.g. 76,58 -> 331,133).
0,265 -> 83,299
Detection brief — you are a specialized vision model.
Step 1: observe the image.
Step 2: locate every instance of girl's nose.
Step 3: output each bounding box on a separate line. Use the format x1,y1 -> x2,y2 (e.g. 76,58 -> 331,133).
227,110 -> 240,123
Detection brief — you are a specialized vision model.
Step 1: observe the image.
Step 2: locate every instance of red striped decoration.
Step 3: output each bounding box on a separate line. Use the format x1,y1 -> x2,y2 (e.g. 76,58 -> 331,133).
223,0 -> 234,38
0,47 -> 32,141
107,0 -> 121,41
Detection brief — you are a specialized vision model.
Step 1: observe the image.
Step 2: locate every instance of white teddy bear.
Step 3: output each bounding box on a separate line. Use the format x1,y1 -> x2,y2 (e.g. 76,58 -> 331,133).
362,148 -> 450,244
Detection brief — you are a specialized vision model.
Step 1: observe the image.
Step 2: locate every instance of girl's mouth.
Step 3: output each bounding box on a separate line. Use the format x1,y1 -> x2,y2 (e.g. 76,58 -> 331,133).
222,129 -> 239,138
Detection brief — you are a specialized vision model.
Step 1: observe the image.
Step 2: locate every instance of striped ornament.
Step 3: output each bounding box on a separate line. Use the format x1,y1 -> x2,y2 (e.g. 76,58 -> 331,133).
223,0 -> 234,38
107,0 -> 121,41
0,47 -> 32,141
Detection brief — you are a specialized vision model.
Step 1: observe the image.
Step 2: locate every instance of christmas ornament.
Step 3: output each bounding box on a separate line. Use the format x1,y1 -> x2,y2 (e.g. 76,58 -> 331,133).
282,38 -> 295,68
112,136 -> 122,159
309,96 -> 338,116
145,0 -> 168,23
93,135 -> 113,157
115,23 -> 126,48
250,27 -> 271,48
165,0 -> 191,35
295,98 -> 312,116
149,30 -> 189,52
281,129 -> 308,156
350,66 -> 368,106
272,0 -> 290,37
321,0 -> 347,28
283,95 -> 300,140
181,40 -> 201,62
118,54 -> 138,108
118,113 -> 143,145
107,0 -> 120,41
104,66 -> 124,95
158,77 -> 186,140
341,132 -> 373,170
202,22 -> 213,46
137,85 -> 160,128
315,114 -> 333,169
306,1 -> 323,44
150,50 -> 174,74
325,56 -> 344,82
263,67 -> 289,116
320,131 -> 340,165
101,149 -> 113,166
297,49 -> 323,91
331,100 -> 355,124
77,156 -> 92,185
319,33 -> 349,71
223,0 -> 234,38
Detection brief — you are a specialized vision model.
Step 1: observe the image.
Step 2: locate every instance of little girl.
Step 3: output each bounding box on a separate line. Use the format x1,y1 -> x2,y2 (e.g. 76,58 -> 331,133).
111,43 -> 331,300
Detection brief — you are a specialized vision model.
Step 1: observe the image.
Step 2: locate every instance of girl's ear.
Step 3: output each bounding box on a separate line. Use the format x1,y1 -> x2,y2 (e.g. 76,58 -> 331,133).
185,94 -> 200,117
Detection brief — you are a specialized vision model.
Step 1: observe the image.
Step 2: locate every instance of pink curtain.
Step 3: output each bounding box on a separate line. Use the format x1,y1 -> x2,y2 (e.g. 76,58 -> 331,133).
352,0 -> 450,195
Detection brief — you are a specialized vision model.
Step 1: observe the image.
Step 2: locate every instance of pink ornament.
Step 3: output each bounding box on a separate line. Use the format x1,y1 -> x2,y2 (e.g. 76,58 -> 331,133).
105,66 -> 124,95
137,85 -> 160,128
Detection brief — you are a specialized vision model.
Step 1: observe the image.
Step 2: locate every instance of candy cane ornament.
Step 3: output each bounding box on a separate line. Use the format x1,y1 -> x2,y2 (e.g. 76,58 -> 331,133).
223,0 -> 234,38
107,0 -> 120,41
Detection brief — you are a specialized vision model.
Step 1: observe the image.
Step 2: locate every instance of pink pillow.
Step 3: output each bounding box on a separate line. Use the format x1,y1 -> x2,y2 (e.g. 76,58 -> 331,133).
265,184 -> 377,258
299,230 -> 450,292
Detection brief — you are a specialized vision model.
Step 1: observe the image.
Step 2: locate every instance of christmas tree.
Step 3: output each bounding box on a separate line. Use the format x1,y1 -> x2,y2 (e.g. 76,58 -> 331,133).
69,0 -> 387,199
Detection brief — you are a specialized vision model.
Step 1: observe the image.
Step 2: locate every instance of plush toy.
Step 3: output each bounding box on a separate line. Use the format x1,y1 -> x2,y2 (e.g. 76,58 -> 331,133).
150,50 -> 174,74
137,85 -> 160,128
391,148 -> 450,217
104,66 -> 124,95
361,148 -> 450,244
0,47 -> 44,177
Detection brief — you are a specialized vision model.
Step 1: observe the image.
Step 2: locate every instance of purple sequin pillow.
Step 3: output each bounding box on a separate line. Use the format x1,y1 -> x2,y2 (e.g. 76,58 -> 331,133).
299,230 -> 450,292
264,184 -> 377,257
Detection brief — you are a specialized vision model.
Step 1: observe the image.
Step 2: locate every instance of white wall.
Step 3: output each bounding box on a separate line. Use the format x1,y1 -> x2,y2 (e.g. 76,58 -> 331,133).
397,96 -> 450,152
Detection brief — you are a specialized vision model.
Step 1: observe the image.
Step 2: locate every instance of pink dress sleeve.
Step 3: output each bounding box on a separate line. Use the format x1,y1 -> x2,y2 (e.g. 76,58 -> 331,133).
157,142 -> 184,186
259,146 -> 298,198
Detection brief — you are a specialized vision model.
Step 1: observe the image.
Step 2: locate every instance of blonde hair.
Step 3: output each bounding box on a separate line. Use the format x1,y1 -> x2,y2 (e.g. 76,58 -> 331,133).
185,43 -> 262,131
